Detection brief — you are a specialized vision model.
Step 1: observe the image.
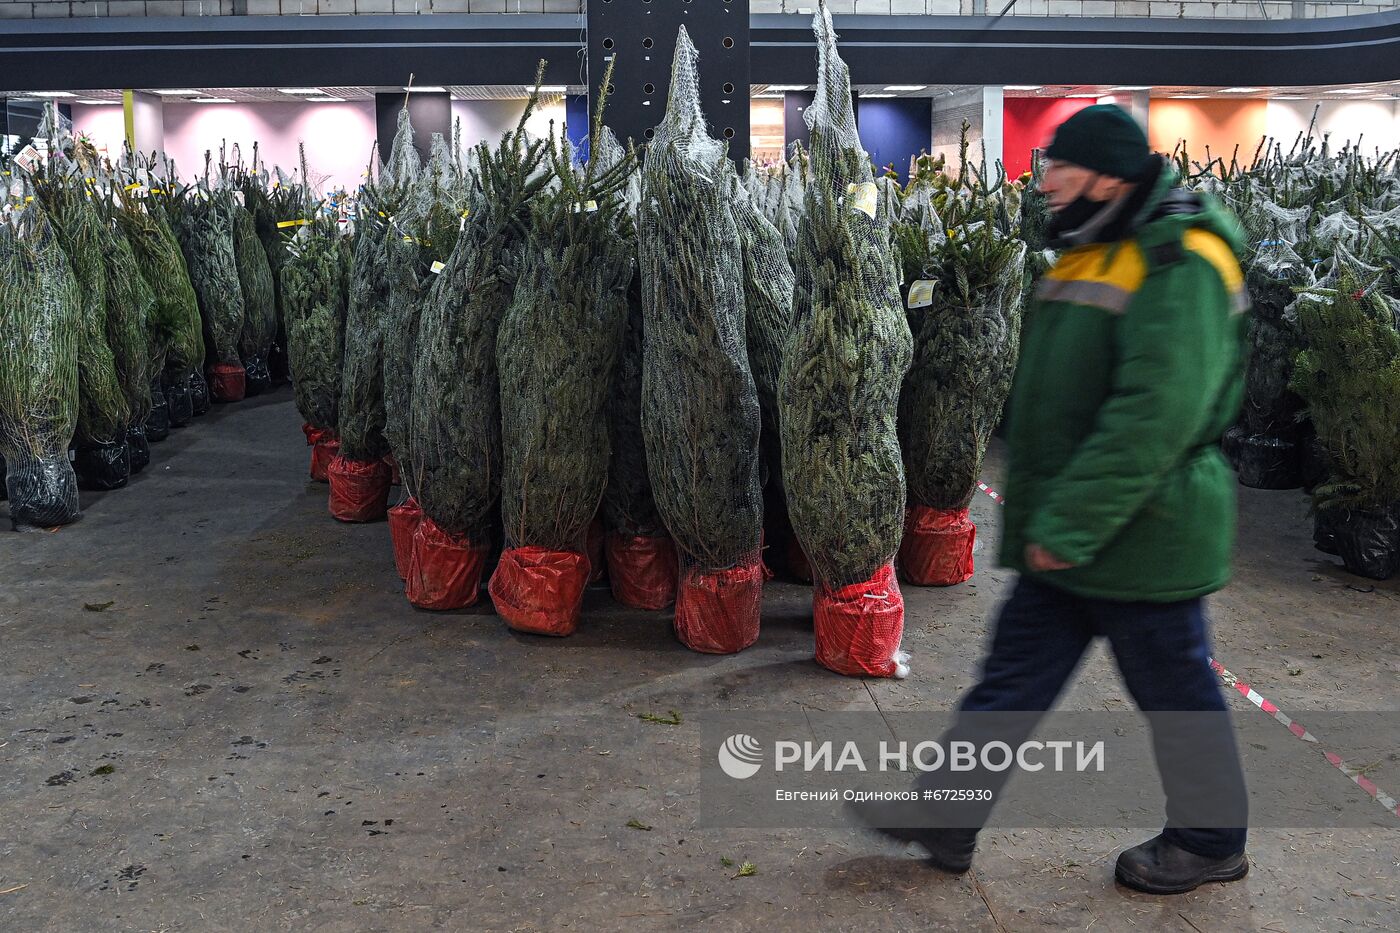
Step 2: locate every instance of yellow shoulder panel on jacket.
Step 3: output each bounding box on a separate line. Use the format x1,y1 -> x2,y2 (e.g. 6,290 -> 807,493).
1182,229 -> 1251,313
1045,242 -> 1148,291
1036,242 -> 1147,314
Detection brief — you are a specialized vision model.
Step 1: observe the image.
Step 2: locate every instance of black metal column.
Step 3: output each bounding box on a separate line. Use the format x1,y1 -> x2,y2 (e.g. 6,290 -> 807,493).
587,0 -> 750,163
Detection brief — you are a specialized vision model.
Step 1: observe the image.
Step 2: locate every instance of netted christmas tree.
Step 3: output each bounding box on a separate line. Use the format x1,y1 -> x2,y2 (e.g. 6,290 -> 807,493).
405,65 -> 553,609
32,122 -> 132,488
895,125 -> 1026,588
336,145 -> 394,466
232,195 -> 278,395
640,28 -> 765,653
490,84 -> 638,636
1291,267 -> 1400,580
175,161 -> 248,404
281,146 -> 349,481
779,3 -> 913,677
0,199 -> 82,528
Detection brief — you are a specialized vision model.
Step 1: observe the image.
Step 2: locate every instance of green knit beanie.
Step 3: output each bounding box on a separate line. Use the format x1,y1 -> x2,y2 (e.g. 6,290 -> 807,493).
1045,104 -> 1152,181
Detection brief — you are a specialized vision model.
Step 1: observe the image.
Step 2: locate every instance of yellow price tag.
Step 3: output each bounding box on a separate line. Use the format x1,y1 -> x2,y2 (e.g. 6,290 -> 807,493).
907,279 -> 936,310
276,218 -> 311,228
430,260 -> 445,274
849,182 -> 878,219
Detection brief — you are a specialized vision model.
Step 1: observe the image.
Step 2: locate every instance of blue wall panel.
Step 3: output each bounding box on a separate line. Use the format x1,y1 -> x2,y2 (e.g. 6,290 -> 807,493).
857,97 -> 931,183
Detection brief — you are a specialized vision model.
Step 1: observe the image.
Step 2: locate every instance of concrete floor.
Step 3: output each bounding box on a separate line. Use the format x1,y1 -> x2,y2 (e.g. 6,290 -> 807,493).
2,388 -> 1397,932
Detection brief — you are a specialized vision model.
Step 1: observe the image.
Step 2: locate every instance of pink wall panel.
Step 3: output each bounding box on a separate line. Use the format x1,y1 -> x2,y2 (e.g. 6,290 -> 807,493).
73,100 -> 377,193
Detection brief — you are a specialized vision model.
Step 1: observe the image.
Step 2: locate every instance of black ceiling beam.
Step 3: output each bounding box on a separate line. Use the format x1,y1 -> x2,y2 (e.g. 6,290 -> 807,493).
1,11 -> 1398,94
752,12 -> 1400,88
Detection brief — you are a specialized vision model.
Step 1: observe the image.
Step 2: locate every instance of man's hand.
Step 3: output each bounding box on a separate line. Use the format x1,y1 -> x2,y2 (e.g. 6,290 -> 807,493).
1025,543 -> 1076,572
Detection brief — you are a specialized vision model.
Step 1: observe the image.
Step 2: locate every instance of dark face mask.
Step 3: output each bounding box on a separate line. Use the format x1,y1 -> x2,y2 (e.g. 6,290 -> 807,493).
1047,195 -> 1104,235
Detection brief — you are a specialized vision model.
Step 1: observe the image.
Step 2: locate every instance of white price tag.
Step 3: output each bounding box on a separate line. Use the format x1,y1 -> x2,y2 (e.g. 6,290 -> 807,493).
907,279 -> 936,310
430,260 -> 445,275
14,145 -> 41,172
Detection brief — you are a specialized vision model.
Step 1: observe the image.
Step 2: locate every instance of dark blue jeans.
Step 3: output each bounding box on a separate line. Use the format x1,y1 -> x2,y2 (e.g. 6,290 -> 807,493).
924,576 -> 1248,858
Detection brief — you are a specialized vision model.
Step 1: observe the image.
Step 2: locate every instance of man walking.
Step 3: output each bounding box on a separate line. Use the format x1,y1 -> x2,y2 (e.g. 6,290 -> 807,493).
851,104 -> 1251,895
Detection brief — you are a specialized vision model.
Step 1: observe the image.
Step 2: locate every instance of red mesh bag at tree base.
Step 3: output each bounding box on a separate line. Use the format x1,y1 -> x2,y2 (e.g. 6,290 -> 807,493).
488,546 -> 591,637
387,498 -> 422,580
302,423 -> 324,446
673,558 -> 764,654
208,363 -> 246,403
327,454 -> 392,523
605,532 -> 678,610
384,454 -> 402,486
310,436 -> 340,483
899,504 -> 976,586
814,562 -> 909,679
586,516 -> 606,584
405,517 -> 490,610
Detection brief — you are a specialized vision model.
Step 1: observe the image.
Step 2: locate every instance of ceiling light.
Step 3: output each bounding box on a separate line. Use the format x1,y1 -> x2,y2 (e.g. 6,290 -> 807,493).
1003,85 -> 1042,91
1324,87 -> 1366,94
538,86 -> 568,93
278,88 -> 324,95
194,98 -> 237,103
1271,95 -> 1305,100
1171,95 -> 1207,99
77,99 -> 119,105
883,85 -> 926,92
1219,87 -> 1261,93
405,86 -> 446,93
29,91 -> 76,98
152,89 -> 202,96
1113,86 -> 1151,91
765,85 -> 808,92
305,97 -> 344,102
1066,93 -> 1100,98
861,93 -> 897,98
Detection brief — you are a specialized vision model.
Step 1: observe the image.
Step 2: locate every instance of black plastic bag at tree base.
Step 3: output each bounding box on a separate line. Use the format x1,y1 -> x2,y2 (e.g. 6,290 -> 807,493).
164,371 -> 194,427
1221,426 -> 1301,490
145,378 -> 170,441
1329,506 -> 1400,581
1314,507 -> 1343,556
4,457 -> 81,530
127,423 -> 151,474
188,369 -> 210,416
243,353 -> 273,397
73,435 -> 131,491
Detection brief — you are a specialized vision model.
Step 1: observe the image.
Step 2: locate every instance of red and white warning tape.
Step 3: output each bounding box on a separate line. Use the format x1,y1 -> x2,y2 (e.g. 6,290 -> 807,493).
975,478 -> 1400,821
1208,658 -> 1400,819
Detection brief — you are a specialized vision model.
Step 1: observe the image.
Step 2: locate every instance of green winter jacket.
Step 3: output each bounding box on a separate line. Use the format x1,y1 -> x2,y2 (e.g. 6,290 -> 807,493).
999,160 -> 1249,602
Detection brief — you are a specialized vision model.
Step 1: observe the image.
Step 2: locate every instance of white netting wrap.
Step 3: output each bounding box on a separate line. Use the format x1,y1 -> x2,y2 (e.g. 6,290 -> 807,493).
778,4 -> 912,677
0,202 -> 82,529
639,26 -> 764,652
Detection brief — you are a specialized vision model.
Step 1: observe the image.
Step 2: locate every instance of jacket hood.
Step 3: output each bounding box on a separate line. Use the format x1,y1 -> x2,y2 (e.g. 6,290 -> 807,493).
1133,158 -> 1248,259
